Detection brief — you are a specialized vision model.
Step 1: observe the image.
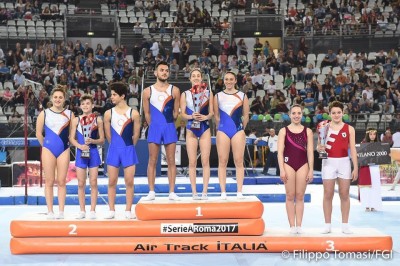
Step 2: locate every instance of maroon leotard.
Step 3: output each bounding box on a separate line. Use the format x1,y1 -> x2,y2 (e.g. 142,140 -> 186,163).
283,126 -> 308,171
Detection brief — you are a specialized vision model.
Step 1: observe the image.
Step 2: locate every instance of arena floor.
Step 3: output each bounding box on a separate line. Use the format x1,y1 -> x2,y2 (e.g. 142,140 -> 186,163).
1,182 -> 399,266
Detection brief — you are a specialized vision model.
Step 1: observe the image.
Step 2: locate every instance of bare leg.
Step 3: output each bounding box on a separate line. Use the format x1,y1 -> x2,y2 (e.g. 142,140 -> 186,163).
186,131 -> 199,195
164,143 -> 177,193
231,131 -> 246,193
294,164 -> 309,227
338,178 -> 351,223
124,165 -> 135,211
56,149 -> 70,213
107,165 -> 119,211
147,143 -> 160,191
283,164 -> 296,227
323,179 -> 336,223
216,132 -> 231,193
41,148 -> 56,214
76,167 -> 87,212
88,167 -> 98,212
199,129 -> 211,195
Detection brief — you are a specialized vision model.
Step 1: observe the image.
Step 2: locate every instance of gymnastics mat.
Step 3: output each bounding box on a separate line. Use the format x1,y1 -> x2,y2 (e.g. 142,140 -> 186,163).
10,228 -> 392,254
135,196 -> 264,220
10,215 -> 265,237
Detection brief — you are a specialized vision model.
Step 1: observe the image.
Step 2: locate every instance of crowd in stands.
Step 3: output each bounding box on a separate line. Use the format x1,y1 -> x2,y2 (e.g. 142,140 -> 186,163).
0,0 -> 77,23
0,0 -> 400,135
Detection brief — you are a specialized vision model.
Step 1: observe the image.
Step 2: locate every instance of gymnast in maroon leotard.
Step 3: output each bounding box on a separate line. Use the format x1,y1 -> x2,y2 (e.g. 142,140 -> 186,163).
277,104 -> 314,234
283,126 -> 308,171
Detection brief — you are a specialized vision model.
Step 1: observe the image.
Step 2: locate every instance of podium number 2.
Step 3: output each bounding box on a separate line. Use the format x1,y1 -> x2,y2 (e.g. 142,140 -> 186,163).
196,207 -> 203,217
68,224 -> 77,235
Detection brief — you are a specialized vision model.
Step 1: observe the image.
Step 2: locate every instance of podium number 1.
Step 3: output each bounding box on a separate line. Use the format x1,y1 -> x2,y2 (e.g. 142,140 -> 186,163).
195,207 -> 203,217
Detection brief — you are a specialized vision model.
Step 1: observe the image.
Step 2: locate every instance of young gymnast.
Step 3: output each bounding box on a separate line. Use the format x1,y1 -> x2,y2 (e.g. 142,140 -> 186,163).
69,94 -> 105,219
103,82 -> 140,219
318,101 -> 358,234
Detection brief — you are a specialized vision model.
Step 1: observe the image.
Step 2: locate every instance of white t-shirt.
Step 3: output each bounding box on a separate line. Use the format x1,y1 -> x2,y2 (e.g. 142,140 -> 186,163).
261,135 -> 278,152
172,40 -> 181,53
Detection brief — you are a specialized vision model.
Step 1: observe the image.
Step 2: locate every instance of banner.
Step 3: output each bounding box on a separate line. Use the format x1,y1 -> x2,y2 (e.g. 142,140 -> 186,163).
356,142 -> 391,166
12,161 -> 77,187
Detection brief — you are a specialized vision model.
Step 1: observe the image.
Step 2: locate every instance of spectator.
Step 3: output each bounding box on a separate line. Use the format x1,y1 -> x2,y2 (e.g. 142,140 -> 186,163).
321,49 -> 338,68
181,38 -> 191,66
261,0 -> 276,14
170,59 -> 179,79
352,55 -> 364,72
13,69 -> 25,88
237,39 -> 248,60
253,38 -> 263,58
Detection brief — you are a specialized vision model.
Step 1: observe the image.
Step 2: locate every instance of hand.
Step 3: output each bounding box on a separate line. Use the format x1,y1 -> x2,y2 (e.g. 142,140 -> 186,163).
198,114 -> 209,122
80,144 -> 89,151
351,169 -> 358,182
85,138 -> 94,145
280,171 -> 288,184
306,170 -> 313,183
318,144 -> 326,153
254,139 -> 259,145
192,112 -> 201,121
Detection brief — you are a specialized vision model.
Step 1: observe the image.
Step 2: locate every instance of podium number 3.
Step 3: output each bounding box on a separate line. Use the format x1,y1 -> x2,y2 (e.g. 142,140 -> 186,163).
326,240 -> 335,251
196,207 -> 203,217
69,224 -> 78,235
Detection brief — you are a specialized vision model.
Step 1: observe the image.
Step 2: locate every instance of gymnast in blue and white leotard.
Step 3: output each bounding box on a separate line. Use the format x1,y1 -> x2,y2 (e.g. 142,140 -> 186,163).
184,88 -> 211,138
106,107 -> 138,168
147,84 -> 178,144
36,86 -> 74,220
43,108 -> 72,158
214,72 -> 249,200
180,68 -> 213,200
216,90 -> 245,139
75,116 -> 101,169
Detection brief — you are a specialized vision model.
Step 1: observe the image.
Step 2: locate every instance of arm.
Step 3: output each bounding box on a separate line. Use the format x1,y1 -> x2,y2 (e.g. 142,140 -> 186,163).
142,87 -> 151,125
132,109 -> 140,145
35,111 -> 45,146
242,95 -> 250,128
172,86 -> 180,120
349,125 -> 358,181
277,128 -> 287,182
306,128 -> 314,182
103,110 -> 111,143
91,117 -> 105,145
213,93 -> 220,128
179,91 -> 192,120
206,91 -> 214,120
68,117 -> 89,151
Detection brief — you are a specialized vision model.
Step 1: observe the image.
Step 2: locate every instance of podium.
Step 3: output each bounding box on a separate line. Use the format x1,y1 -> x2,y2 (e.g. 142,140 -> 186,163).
10,196 -> 392,254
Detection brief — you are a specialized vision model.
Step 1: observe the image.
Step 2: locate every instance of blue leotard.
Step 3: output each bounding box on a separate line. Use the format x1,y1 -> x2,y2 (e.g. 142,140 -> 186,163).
106,107 -> 138,168
184,89 -> 211,138
216,91 -> 245,139
43,108 -> 71,158
147,85 -> 178,144
75,116 -> 101,169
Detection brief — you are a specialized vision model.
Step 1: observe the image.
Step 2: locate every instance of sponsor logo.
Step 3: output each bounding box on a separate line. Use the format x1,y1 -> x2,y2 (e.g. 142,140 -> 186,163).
161,223 -> 239,234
